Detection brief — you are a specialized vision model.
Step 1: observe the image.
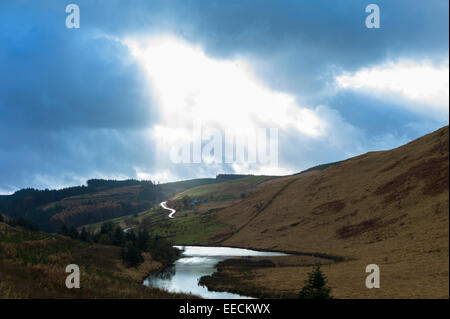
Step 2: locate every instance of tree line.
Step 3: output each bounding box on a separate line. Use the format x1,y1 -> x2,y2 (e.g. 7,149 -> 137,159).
0,214 -> 40,232
59,222 -> 180,267
0,179 -> 164,231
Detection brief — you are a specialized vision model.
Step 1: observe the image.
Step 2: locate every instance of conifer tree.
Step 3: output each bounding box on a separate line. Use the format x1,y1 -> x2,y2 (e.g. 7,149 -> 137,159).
298,264 -> 332,299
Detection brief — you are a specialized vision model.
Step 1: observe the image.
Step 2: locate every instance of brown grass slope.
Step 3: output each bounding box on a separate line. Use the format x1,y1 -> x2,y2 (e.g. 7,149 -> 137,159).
215,126 -> 449,298
0,222 -> 195,298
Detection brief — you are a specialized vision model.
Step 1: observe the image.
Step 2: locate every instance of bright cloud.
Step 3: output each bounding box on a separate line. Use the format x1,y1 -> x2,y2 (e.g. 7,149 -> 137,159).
124,36 -> 324,137
134,168 -> 178,183
335,60 -> 449,117
120,37 -> 447,181
122,36 -> 333,177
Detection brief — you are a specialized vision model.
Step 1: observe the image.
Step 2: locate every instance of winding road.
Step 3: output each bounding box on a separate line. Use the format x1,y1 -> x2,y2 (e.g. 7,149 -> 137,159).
160,201 -> 177,218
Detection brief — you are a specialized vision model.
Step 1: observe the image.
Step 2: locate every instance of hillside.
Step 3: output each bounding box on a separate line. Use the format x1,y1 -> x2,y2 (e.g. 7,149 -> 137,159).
0,222 -> 195,298
159,174 -> 256,197
208,125 -> 449,298
62,126 -> 448,298
87,175 -> 278,244
3,126 -> 446,299
0,176 -> 234,232
173,175 -> 275,202
85,165 -> 344,244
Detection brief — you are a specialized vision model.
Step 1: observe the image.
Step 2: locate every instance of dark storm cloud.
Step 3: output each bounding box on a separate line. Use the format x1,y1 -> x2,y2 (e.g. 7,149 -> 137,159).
0,127 -> 157,190
0,1 -> 158,191
0,3 -> 155,131
70,0 -> 449,99
184,0 -> 449,100
0,0 -> 448,191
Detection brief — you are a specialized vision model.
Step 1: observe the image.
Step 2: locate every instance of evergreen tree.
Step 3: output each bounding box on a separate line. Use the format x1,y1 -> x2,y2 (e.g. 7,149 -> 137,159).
100,222 -> 114,235
136,230 -> 150,251
68,226 -> 79,239
97,233 -> 111,245
80,227 -> 90,242
298,264 -> 332,299
124,246 -> 144,267
59,224 -> 69,236
125,229 -> 137,244
14,217 -> 40,231
113,226 -> 125,246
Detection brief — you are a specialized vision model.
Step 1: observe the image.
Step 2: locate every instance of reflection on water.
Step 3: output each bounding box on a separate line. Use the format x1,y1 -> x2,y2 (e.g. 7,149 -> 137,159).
143,245 -> 288,299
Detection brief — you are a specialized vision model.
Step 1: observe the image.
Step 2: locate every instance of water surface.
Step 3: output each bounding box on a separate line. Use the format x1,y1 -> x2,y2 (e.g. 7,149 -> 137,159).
143,245 -> 288,299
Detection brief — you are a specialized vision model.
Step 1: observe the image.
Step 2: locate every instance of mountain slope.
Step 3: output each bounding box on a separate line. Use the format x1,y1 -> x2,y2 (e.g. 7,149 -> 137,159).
213,126 -> 449,298
0,222 -> 195,298
0,177 -> 235,232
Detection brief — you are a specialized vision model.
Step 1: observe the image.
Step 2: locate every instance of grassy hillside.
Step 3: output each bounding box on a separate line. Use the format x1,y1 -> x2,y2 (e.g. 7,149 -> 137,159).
0,176 -> 234,233
83,175 -> 278,245
7,126 -> 445,299
159,178 -> 217,197
83,168 -> 357,246
173,175 -> 276,201
211,126 -> 449,298
158,174 -> 254,197
0,222 -> 195,298
294,161 -> 342,175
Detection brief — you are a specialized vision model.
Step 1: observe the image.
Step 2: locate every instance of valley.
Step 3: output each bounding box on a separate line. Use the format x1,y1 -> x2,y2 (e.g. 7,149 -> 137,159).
0,126 -> 448,299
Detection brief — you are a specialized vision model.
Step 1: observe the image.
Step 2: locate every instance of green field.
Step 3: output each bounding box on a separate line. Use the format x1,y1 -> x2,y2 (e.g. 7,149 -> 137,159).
142,210 -> 231,245
82,205 -> 160,233
174,175 -> 276,201
82,175 -> 276,244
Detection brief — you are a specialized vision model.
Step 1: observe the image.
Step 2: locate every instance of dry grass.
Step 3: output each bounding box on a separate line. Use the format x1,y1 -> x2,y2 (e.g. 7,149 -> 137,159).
0,222 -> 197,299
213,126 -> 449,298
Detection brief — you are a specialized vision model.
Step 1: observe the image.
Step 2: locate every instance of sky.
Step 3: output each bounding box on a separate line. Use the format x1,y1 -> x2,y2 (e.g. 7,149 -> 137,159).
0,0 -> 448,193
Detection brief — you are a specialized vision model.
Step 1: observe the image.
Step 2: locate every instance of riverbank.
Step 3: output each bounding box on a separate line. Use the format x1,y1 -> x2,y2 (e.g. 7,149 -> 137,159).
0,222 -> 197,298
143,245 -> 293,299
198,254 -> 336,298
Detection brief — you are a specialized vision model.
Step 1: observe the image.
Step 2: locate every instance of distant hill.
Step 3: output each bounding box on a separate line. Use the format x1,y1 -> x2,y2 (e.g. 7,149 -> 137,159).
0,180 -> 162,232
216,174 -> 254,181
294,161 -> 342,175
0,175 -> 253,232
173,175 -> 276,202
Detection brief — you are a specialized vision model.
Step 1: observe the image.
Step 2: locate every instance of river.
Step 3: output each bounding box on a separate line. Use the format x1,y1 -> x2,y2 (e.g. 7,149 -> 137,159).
143,245 -> 288,299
